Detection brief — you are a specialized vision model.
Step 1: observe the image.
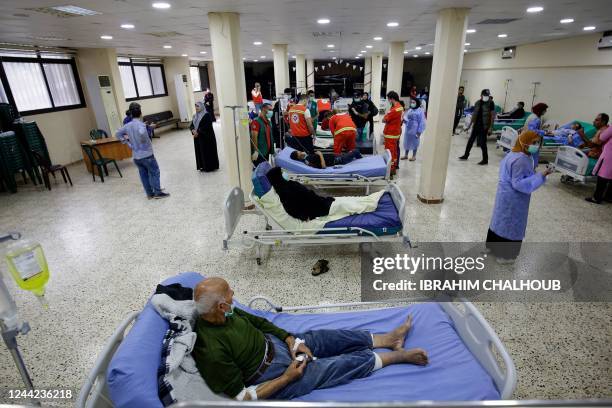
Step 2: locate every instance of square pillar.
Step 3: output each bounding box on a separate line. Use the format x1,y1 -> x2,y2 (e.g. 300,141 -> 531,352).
387,42 -> 405,96
306,59 -> 315,93
295,54 -> 306,95
370,52 -> 384,118
272,44 -> 289,98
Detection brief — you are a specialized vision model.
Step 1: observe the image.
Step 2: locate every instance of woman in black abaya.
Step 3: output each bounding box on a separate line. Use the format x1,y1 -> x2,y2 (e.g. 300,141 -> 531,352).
190,102 -> 219,172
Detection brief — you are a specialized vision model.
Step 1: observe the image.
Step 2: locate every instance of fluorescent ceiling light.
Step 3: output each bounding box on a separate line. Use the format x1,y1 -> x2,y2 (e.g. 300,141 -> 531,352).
357,54 -> 362,57
373,36 -> 383,41
466,29 -> 476,34
415,46 -> 422,50
365,45 -> 373,48
152,2 -> 171,9
254,59 -> 258,62
526,6 -> 544,13
317,18 -> 330,24
356,56 -> 360,58
360,50 -> 366,53
100,35 -> 113,40
253,41 -> 262,45
498,33 -> 508,38
242,57 -> 246,60
163,45 -> 172,49
387,22 -> 399,27
327,44 -> 334,48
121,23 -> 135,29
50,5 -> 100,16
465,42 -> 471,46
332,56 -> 337,60
413,54 -> 418,58
464,49 -> 468,52
260,55 -> 266,58
292,55 -> 296,58
199,51 -> 207,54
583,26 -> 596,31
181,54 -> 188,57
403,50 -> 408,54
560,18 -> 574,24
425,52 -> 431,55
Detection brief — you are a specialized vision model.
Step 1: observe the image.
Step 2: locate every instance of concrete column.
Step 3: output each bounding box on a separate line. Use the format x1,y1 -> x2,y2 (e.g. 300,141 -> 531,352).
306,58 -> 315,93
370,52 -> 383,119
164,56 -> 195,122
272,44 -> 289,98
418,8 -> 469,203
387,42 -> 405,96
295,54 -> 306,95
363,57 -> 372,95
208,12 -> 252,191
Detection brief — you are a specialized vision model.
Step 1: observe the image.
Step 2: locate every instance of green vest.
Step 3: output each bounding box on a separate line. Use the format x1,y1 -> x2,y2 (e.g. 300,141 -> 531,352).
253,117 -> 271,158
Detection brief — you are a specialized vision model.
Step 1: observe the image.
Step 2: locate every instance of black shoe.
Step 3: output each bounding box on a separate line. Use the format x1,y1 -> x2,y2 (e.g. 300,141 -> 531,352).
458,156 -> 468,161
154,192 -> 171,199
477,161 -> 488,165
585,197 -> 601,204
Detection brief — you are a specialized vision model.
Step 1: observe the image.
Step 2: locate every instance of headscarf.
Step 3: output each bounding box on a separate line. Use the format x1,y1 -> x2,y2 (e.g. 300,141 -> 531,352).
531,103 -> 548,117
410,98 -> 421,109
512,130 -> 540,153
266,167 -> 334,221
192,101 -> 206,129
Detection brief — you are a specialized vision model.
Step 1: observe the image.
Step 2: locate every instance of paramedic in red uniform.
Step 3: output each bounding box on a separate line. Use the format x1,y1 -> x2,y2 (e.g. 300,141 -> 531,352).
382,91 -> 403,174
328,111 -> 357,156
287,94 -> 316,153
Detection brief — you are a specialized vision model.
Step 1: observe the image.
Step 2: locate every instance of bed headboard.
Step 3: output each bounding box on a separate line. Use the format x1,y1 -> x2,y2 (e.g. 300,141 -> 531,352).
223,187 -> 245,249
387,183 -> 406,228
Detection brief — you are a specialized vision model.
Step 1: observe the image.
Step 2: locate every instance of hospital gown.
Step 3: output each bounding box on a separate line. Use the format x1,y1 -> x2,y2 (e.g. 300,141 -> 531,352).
402,108 -> 426,153
489,151 -> 546,241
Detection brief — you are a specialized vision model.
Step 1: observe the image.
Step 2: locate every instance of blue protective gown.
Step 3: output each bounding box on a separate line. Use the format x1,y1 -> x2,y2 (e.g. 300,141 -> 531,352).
489,151 -> 546,241
402,107 -> 426,153
525,114 -> 546,167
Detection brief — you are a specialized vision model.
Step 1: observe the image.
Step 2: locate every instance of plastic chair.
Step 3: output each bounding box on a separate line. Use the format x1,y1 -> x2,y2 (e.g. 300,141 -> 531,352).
31,150 -> 72,190
81,145 -> 123,182
89,129 -> 108,140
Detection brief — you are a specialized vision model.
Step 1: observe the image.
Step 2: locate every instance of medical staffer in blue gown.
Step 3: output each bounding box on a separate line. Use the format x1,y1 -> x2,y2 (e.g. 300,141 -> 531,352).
524,102 -> 549,168
486,130 -> 553,263
401,98 -> 427,161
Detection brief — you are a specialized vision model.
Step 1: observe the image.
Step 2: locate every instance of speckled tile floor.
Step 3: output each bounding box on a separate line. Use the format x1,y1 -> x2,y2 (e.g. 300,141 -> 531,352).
0,123 -> 610,406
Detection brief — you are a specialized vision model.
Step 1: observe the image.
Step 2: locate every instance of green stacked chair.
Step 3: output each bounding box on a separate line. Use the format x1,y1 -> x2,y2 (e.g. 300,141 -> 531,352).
0,103 -> 19,132
0,131 -> 35,193
15,122 -> 51,185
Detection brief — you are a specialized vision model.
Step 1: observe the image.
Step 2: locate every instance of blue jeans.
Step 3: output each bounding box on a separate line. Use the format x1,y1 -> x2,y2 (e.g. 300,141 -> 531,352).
255,103 -> 263,114
255,330 -> 375,399
334,149 -> 362,165
134,155 -> 161,196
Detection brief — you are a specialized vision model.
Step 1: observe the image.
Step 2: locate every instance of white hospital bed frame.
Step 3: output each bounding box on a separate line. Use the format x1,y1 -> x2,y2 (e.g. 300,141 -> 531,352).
77,296 -> 523,408
277,149 -> 392,194
222,183 -> 410,265
554,146 -> 597,184
496,126 -> 518,151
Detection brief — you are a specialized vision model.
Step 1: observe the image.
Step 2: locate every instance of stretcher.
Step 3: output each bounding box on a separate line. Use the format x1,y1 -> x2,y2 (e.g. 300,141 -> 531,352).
553,146 -> 597,184
274,147 -> 392,192
77,272 -> 519,408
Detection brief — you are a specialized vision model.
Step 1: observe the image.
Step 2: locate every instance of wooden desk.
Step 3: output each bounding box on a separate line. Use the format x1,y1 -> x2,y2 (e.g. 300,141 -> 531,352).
81,137 -> 132,174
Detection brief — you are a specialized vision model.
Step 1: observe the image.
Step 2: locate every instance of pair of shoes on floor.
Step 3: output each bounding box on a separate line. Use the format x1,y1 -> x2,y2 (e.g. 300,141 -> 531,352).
409,157 -> 416,161
154,192 -> 171,199
477,161 -> 488,165
458,155 -> 468,161
585,197 -> 602,204
312,259 -> 329,276
400,156 -> 408,160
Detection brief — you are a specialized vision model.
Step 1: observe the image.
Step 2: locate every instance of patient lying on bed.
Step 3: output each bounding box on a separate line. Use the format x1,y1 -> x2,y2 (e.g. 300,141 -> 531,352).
542,121 -> 586,148
193,278 -> 428,401
289,149 -> 362,169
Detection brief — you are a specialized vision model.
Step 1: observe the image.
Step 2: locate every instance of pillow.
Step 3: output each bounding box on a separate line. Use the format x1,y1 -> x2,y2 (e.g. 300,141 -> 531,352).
252,161 -> 273,198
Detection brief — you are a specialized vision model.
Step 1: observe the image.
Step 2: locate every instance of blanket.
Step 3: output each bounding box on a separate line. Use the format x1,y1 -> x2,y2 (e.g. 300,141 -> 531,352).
152,284 -> 212,406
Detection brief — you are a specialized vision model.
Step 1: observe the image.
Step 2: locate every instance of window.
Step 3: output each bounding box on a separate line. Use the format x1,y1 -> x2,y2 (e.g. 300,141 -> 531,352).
190,66 -> 201,92
118,58 -> 168,101
0,52 -> 85,115
190,65 -> 210,93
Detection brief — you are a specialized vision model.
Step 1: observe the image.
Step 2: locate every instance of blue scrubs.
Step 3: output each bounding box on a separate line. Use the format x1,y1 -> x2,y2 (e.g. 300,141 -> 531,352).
525,115 -> 546,167
489,151 -> 546,241
402,108 -> 426,154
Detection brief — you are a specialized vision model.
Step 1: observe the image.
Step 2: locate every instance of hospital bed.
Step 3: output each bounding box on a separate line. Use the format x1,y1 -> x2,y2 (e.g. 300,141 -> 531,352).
553,146 -> 597,184
492,112 -> 530,133
274,147 -> 392,192
496,126 -> 519,151
539,120 -> 597,156
77,272 -> 518,408
223,164 -> 408,264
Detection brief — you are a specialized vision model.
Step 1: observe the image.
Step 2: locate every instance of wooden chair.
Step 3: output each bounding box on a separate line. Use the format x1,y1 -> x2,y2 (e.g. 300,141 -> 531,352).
81,145 -> 123,182
31,150 -> 72,190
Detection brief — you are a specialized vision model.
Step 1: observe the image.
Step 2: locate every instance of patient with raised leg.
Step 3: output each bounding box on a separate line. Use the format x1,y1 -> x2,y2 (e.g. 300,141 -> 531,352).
193,278 -> 428,401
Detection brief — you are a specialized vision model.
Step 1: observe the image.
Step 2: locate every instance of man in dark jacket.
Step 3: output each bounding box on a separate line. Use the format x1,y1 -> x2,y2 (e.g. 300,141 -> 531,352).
349,91 -> 369,141
362,92 -> 378,137
459,89 -> 495,165
453,86 -> 466,134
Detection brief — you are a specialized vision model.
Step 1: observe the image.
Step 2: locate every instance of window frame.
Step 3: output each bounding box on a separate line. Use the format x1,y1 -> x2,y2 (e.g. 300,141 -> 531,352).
118,59 -> 168,102
0,54 -> 86,116
190,64 -> 210,94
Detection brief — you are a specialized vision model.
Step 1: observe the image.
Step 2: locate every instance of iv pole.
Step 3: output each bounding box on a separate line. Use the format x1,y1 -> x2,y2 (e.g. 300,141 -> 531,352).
224,105 -> 244,190
0,232 -> 41,406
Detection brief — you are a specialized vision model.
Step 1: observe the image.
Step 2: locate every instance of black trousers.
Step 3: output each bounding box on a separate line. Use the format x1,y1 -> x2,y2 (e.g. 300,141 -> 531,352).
593,175 -> 612,202
368,117 -> 374,136
464,127 -> 488,162
286,135 -> 314,153
453,109 -> 462,133
486,228 -> 522,260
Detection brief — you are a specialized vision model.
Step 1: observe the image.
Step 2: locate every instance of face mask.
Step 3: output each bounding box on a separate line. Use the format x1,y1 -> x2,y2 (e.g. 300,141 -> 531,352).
410,103 -> 417,109
282,171 -> 290,181
222,302 -> 235,318
527,144 -> 539,154
482,96 -> 490,102
266,111 -> 273,119
309,96 -> 315,101
353,98 -> 359,103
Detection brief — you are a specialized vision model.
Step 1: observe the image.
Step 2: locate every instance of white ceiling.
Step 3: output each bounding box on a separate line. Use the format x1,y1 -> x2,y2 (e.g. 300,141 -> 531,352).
0,0 -> 611,61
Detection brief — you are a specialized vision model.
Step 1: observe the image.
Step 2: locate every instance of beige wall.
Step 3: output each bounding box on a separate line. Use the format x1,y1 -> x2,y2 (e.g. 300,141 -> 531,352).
461,33 -> 612,124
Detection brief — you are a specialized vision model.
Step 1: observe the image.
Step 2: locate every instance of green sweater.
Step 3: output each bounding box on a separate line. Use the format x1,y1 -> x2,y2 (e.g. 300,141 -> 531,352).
193,308 -> 290,397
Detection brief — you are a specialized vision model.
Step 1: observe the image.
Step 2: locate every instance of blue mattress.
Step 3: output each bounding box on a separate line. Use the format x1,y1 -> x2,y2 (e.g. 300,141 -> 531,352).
107,273 -> 499,407
276,147 -> 387,177
322,192 -> 402,235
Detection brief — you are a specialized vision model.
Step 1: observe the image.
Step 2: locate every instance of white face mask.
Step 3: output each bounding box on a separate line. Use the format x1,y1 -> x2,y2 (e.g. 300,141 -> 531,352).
482,96 -> 490,102
410,103 -> 417,109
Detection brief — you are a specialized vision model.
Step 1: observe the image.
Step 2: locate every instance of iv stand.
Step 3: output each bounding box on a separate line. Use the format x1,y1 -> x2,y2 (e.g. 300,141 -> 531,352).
0,232 -> 41,407
224,105 -> 245,191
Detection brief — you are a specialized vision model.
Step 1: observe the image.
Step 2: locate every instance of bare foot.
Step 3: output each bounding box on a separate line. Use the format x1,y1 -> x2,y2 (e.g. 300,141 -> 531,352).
374,315 -> 412,350
378,347 -> 429,367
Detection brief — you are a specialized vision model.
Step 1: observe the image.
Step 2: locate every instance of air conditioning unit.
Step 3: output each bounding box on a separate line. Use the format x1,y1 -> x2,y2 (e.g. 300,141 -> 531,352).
85,75 -> 121,135
597,31 -> 612,49
501,46 -> 516,59
174,73 -> 191,122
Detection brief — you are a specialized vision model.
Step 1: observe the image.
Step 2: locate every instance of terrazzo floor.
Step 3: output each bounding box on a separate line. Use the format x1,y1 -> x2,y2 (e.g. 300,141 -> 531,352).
0,122 -> 610,406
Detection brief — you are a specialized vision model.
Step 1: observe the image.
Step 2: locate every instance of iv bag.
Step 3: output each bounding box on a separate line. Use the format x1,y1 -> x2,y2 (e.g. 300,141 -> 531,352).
4,240 -> 49,298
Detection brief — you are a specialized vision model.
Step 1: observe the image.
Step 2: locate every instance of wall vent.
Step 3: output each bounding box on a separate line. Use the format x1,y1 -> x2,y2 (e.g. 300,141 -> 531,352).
477,18 -> 520,25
